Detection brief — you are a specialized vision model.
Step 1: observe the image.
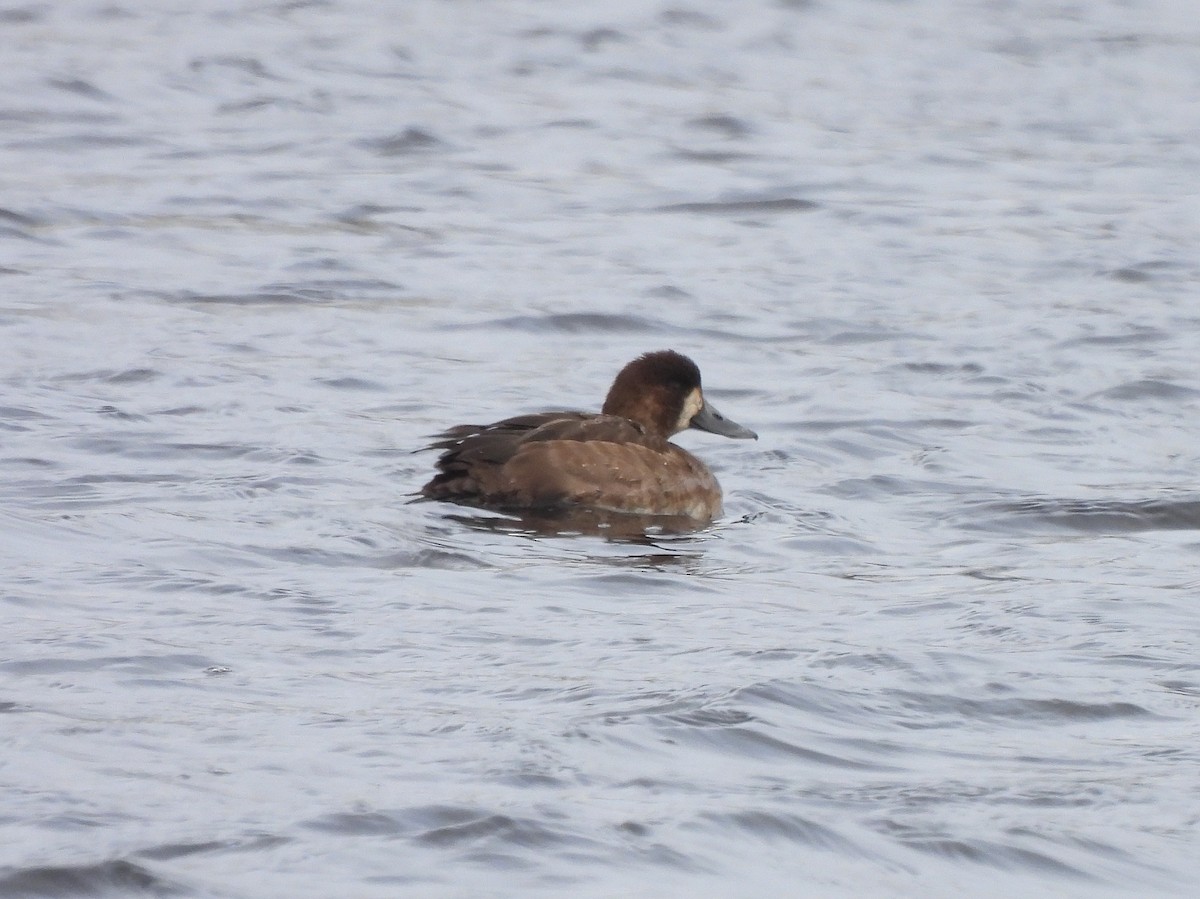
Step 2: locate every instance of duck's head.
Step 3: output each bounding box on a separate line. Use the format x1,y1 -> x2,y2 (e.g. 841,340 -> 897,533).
602,350 -> 758,441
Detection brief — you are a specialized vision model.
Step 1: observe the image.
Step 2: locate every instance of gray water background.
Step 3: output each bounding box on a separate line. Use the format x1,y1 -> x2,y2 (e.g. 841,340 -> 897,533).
2,1 -> 1200,896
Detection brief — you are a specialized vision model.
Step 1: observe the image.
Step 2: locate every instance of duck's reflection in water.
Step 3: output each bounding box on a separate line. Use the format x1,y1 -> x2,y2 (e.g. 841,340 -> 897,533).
440,505 -> 711,547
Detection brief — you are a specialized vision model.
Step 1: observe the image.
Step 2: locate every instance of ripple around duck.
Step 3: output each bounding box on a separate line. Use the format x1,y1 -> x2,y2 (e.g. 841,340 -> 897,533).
0,652 -> 218,677
0,859 -> 187,897
134,833 -> 289,861
659,724 -> 894,771
1056,325 -> 1168,347
1102,260 -> 1192,283
885,690 -> 1153,726
0,405 -> 54,422
245,541 -> 491,572
895,835 -> 1094,880
454,312 -> 669,334
696,809 -> 863,854
67,436 -> 264,461
162,289 -> 346,307
304,811 -> 411,836
652,197 -> 819,215
975,496 -> 1200,533
414,814 -> 580,851
1091,378 -> 1200,402
104,368 -> 160,385
359,127 -> 447,156
735,679 -> 881,721
312,376 -> 389,392
302,805 -> 593,855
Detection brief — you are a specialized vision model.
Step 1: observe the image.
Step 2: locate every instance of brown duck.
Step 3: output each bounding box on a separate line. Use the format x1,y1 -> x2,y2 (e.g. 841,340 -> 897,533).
421,350 -> 756,521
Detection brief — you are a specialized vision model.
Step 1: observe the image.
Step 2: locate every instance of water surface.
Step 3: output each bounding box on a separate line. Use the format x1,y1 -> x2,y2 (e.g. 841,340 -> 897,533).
3,1 -> 1199,896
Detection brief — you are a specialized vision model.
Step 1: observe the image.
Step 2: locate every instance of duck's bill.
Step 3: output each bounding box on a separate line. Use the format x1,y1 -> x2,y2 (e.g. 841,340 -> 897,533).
690,399 -> 758,439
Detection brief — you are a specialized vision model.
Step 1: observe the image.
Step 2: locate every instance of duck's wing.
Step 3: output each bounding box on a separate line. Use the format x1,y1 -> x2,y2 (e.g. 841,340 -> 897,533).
420,413 -> 669,508
518,415 -> 652,446
421,411 -> 599,501
425,411 -> 591,450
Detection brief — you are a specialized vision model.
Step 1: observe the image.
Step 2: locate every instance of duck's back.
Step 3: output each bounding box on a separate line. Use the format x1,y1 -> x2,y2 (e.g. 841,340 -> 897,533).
421,412 -> 722,519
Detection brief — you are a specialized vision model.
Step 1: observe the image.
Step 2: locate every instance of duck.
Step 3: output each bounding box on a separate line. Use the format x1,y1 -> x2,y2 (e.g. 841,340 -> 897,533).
421,350 -> 756,522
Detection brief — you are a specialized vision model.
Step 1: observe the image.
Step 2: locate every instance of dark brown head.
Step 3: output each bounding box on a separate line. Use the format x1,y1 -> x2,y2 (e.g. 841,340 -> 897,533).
601,350 -> 757,440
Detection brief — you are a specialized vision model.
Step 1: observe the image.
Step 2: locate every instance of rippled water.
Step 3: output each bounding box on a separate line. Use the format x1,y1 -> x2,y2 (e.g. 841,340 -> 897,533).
3,1 -> 1200,896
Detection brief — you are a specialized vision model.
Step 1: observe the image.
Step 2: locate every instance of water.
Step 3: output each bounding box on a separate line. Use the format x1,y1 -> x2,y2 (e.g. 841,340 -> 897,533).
3,0 -> 1199,895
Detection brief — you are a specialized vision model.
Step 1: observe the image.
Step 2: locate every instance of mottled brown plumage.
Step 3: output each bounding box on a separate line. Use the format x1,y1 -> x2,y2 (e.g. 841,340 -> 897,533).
421,350 -> 756,521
